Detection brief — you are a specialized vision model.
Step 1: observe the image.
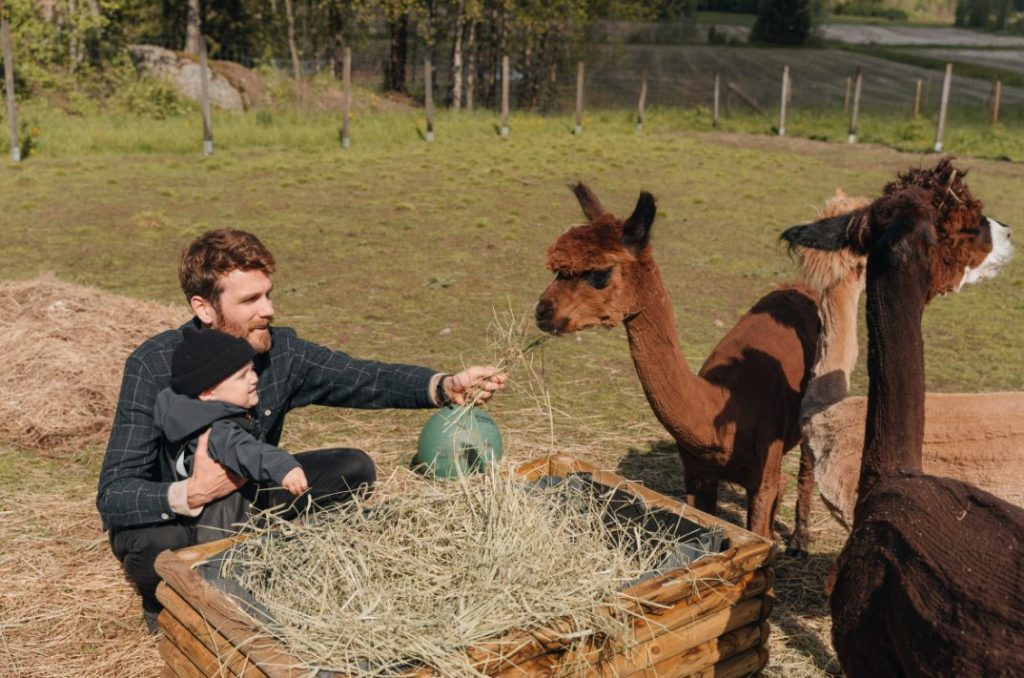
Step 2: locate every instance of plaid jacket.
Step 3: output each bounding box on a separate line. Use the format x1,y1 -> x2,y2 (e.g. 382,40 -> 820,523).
96,320 -> 438,532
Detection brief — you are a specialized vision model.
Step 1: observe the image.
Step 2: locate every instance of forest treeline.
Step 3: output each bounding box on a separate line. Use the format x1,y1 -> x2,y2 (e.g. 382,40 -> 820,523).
2,0 -> 712,110
5,0 -> 1022,112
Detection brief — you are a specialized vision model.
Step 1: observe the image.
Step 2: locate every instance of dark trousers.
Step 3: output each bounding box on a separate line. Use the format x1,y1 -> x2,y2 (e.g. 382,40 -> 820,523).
109,447 -> 375,613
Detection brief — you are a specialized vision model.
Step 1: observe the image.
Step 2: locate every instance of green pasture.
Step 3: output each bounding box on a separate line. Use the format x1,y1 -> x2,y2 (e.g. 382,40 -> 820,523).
2,111 -> 1022,675
3,109 -> 1022,461
8,93 -> 1024,163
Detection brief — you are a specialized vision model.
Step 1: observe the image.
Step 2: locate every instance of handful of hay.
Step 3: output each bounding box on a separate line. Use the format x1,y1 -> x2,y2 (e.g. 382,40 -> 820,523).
218,467 -> 720,676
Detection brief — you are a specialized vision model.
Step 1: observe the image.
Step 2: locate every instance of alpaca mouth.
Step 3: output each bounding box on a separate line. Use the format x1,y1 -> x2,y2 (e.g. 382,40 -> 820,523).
537,318 -> 569,335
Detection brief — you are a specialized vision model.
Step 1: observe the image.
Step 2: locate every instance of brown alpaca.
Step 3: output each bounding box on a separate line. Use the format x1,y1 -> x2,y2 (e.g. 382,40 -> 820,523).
792,190 -> 1024,530
535,184 -> 819,551
784,158 -> 1023,676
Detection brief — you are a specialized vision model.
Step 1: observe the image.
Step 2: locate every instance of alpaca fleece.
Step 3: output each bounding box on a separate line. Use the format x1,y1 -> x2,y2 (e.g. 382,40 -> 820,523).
831,474 -> 1024,676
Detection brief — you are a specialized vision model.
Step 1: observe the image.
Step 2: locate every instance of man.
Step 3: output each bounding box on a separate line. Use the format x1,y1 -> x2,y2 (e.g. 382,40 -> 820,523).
96,229 -> 505,631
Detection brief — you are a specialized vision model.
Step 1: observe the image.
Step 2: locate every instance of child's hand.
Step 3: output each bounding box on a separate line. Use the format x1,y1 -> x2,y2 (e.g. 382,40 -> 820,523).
282,467 -> 309,496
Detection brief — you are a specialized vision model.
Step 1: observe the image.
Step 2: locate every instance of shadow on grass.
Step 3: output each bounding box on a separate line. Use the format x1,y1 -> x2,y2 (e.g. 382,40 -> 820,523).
614,440 -> 801,540
772,551 -> 843,676
615,439 -> 842,675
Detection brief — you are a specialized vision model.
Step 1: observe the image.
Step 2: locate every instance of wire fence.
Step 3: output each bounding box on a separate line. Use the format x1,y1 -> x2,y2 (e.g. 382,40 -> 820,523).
3,32 -> 1022,161
134,35 -> 1024,117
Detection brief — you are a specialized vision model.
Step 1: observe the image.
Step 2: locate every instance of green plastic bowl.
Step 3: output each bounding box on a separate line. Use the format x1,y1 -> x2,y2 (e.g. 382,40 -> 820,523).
412,406 -> 503,479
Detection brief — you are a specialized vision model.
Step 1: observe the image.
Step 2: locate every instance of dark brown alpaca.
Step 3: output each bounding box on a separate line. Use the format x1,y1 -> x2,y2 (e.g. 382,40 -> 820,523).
535,184 -> 820,552
783,158 -> 1023,677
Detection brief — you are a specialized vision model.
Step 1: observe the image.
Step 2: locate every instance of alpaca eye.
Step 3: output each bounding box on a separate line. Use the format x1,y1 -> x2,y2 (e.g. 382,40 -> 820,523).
585,268 -> 612,289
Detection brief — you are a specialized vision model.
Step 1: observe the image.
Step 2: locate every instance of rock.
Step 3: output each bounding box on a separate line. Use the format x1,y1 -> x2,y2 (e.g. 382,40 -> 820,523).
128,44 -> 263,112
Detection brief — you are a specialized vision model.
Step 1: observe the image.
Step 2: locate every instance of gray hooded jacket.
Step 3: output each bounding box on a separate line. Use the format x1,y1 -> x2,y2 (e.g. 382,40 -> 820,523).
153,388 -> 300,485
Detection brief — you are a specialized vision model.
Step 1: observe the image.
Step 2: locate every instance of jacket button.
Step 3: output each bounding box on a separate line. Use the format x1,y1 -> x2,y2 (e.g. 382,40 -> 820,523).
161,513 -> 170,520
263,409 -> 272,417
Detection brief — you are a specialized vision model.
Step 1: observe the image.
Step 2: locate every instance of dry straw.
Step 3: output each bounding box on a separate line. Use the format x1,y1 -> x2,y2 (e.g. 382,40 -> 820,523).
0,274 -> 187,455
221,466 -> 713,676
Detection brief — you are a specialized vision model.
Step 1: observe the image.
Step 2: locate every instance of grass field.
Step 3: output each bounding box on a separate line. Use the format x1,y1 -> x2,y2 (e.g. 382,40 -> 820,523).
2,112 -> 1023,676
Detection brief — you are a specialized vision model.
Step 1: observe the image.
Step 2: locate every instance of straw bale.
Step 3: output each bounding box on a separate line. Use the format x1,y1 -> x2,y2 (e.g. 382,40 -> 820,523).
221,466 -> 707,676
0,274 -> 188,455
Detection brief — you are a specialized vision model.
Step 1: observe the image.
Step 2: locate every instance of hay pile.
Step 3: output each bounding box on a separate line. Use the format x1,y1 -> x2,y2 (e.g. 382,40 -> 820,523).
0,274 -> 188,454
222,467 -> 706,676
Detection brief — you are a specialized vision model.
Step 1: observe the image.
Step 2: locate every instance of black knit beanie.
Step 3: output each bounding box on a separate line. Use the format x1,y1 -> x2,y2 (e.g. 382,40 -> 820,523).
170,327 -> 256,397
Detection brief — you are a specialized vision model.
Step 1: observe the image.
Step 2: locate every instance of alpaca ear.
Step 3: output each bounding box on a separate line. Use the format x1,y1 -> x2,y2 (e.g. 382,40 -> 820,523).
872,187 -> 938,254
622,191 -> 656,255
571,183 -> 607,222
781,214 -> 853,253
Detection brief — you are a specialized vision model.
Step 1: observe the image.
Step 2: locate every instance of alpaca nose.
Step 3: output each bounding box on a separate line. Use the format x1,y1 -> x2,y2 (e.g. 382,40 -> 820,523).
535,299 -> 555,331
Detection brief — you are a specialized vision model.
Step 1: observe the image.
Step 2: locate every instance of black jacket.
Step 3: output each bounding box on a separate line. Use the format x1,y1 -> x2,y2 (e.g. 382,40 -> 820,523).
97,321 -> 437,531
153,388 -> 300,485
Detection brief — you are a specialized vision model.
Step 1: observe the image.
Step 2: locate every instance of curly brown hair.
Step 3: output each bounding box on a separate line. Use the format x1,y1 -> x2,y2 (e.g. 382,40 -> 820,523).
178,229 -> 276,309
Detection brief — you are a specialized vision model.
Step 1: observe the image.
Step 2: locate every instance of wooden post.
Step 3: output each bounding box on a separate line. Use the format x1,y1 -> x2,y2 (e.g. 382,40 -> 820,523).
500,54 -> 509,138
778,64 -> 789,136
847,67 -> 862,144
913,78 -> 922,120
1,0 -> 19,162
713,71 -> 720,128
934,62 -> 952,152
992,80 -> 1001,126
843,76 -> 851,115
340,46 -> 351,148
424,55 -> 434,143
636,67 -> 647,133
574,61 -> 584,135
198,36 -> 213,156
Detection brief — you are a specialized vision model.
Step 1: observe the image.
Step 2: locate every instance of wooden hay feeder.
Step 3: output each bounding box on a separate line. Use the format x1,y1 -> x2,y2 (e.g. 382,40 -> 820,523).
155,454 -> 774,677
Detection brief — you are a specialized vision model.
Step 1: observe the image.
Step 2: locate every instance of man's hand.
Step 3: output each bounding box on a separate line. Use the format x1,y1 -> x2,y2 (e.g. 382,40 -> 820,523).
282,467 -> 310,496
444,366 -> 508,406
185,430 -> 246,509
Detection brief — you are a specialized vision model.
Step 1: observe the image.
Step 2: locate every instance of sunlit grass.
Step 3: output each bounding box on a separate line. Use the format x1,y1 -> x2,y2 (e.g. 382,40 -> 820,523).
7,99 -> 1023,162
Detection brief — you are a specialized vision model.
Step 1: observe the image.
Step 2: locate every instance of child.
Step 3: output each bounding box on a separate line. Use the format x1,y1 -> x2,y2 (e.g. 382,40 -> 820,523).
154,326 -> 309,542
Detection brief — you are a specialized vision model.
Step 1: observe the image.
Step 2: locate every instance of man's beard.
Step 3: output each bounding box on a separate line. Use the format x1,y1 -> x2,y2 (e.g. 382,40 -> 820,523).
214,316 -> 273,353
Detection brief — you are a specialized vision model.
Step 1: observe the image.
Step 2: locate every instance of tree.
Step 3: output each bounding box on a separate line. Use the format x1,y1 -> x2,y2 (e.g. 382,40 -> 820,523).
185,0 -> 201,53
750,0 -> 816,45
283,0 -> 300,79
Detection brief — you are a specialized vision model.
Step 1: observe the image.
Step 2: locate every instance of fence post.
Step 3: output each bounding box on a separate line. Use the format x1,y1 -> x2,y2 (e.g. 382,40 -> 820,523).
992,79 -> 1001,126
847,67 -> 862,144
713,71 -> 720,128
636,67 -> 647,133
913,78 -> 922,120
500,54 -> 509,138
340,47 -> 351,148
778,64 -> 789,136
1,0 -> 17,162
424,55 -> 434,142
574,61 -> 584,135
198,36 -> 213,156
934,63 -> 952,152
843,76 -> 851,115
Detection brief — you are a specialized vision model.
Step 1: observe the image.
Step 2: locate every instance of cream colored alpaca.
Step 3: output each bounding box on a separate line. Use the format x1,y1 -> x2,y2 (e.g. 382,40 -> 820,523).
795,189 -> 1024,529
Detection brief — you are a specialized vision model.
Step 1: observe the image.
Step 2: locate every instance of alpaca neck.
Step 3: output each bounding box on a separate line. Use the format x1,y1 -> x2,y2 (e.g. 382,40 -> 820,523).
623,258 -> 726,451
857,250 -> 928,516
801,270 -> 864,422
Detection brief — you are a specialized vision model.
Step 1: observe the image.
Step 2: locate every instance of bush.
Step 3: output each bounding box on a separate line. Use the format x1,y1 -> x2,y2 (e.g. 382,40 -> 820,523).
834,1 -> 909,20
114,78 -> 187,119
750,0 -> 817,45
0,58 -> 30,100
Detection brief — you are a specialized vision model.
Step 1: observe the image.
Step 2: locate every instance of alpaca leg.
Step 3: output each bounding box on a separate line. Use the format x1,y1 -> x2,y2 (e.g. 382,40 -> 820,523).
784,441 -> 815,558
747,442 -> 786,539
684,469 -> 719,517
